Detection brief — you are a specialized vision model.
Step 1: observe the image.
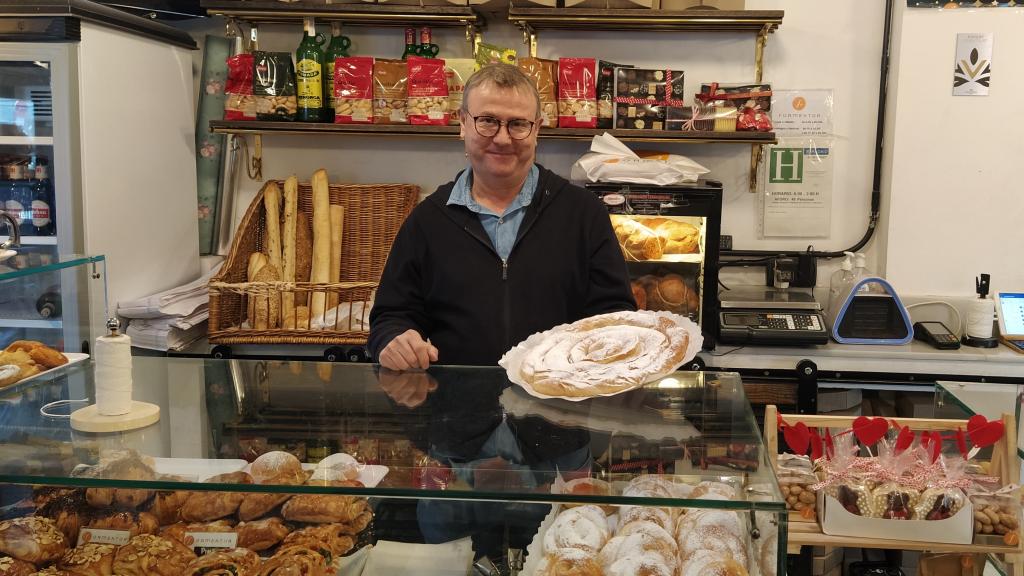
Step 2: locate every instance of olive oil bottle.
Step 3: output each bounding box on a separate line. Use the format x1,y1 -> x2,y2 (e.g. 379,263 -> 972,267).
295,17 -> 325,122
323,22 -> 351,123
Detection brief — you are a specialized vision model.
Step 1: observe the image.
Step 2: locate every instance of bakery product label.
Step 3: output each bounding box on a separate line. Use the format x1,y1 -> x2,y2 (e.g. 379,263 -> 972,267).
78,528 -> 131,546
184,531 -> 238,549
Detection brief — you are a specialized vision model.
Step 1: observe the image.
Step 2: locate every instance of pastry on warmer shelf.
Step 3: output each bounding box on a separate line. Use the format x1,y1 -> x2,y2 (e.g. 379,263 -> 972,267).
256,544 -> 331,576
0,556 -> 36,576
160,521 -> 235,547
184,548 -> 261,576
641,217 -> 700,254
235,518 -> 290,552
282,524 -> 355,558
535,548 -> 602,576
610,216 -> 665,261
636,274 -> 700,316
281,491 -> 370,526
0,517 -> 68,564
111,534 -> 196,576
56,542 -> 117,576
35,489 -> 88,544
85,511 -> 159,538
507,310 -> 692,398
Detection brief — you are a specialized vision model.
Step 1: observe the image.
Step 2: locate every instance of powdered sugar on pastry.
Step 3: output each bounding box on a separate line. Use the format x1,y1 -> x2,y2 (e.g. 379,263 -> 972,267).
543,505 -> 610,554
502,310 -> 697,399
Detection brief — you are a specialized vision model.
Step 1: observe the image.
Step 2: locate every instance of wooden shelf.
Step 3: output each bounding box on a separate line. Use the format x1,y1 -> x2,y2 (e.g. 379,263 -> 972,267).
209,120 -> 776,145
508,8 -> 783,33
787,521 -> 1022,556
200,1 -> 483,28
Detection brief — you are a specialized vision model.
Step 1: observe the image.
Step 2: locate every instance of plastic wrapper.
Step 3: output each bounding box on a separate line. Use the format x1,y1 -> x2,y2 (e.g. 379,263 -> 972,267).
868,440 -> 919,519
372,59 -> 408,125
969,485 -> 1020,538
474,42 -> 516,68
444,58 -> 477,126
517,57 -> 558,128
698,82 -> 772,132
612,67 -> 684,131
821,432 -> 872,516
597,60 -> 630,129
914,456 -> 969,521
252,51 -> 298,121
777,454 -> 819,518
225,53 -> 255,121
406,56 -> 449,125
557,58 -> 597,128
333,56 -> 374,124
570,132 -> 709,186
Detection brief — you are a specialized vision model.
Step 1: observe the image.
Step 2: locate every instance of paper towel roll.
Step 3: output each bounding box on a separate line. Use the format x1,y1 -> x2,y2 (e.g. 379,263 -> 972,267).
94,333 -> 133,416
966,298 -> 996,340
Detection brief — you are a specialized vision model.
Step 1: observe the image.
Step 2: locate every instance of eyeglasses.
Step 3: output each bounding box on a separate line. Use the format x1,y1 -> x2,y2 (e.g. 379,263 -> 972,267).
464,112 -> 536,140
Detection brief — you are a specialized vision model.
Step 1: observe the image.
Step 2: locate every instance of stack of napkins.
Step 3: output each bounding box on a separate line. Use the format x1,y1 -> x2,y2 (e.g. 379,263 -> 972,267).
117,263 -> 222,351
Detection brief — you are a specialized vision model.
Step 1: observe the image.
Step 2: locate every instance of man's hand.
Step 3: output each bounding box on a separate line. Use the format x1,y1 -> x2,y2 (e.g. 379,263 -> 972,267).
379,329 -> 439,371
377,368 -> 438,409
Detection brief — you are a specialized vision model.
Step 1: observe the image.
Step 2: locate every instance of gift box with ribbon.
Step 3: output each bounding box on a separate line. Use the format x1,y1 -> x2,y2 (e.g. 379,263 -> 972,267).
697,82 -> 773,132
612,67 -> 685,130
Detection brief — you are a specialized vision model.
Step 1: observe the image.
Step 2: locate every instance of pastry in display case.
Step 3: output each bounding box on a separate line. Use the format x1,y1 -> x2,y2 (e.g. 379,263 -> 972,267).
0,358 -> 785,576
591,181 -> 723,349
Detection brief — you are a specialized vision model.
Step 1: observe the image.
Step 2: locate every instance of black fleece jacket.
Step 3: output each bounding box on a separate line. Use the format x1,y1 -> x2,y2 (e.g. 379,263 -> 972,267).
368,164 -> 636,366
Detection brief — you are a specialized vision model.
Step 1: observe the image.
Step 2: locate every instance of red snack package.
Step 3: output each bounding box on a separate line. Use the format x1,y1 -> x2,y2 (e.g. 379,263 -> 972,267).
225,53 -> 255,121
333,56 -> 374,124
406,56 -> 450,126
558,57 -> 597,128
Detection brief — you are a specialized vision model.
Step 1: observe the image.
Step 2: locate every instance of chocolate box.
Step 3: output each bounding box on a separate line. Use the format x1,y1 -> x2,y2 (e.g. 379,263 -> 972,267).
613,67 -> 685,130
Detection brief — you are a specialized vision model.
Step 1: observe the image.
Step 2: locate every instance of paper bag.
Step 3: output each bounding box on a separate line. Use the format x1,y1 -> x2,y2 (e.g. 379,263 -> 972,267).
570,132 -> 710,185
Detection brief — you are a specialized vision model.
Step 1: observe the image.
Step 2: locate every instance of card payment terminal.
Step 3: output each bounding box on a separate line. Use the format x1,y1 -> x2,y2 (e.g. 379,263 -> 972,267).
718,287 -> 829,346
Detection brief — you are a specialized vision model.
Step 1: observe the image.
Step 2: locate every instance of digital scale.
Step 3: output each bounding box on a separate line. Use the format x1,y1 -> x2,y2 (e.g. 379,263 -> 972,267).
718,287 -> 830,346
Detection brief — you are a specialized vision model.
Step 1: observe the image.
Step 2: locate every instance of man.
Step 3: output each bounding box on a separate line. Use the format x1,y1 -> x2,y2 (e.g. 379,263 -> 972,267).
369,63 -> 635,370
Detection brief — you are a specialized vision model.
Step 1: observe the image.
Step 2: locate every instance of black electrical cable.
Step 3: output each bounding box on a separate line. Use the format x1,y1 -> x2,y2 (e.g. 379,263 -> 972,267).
720,0 -> 893,261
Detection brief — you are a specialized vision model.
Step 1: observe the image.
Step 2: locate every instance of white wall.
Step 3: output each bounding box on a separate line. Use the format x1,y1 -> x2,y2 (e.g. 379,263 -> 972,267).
178,1 -> 888,287
78,24 -> 200,307
883,5 -> 1024,297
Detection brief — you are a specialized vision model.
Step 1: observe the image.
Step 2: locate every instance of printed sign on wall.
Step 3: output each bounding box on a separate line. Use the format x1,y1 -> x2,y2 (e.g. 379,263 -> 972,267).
953,33 -> 993,96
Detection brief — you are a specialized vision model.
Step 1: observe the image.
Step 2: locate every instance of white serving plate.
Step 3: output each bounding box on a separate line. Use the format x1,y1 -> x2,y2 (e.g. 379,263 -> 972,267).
300,460 -> 389,488
151,457 -> 248,482
4,352 -> 90,390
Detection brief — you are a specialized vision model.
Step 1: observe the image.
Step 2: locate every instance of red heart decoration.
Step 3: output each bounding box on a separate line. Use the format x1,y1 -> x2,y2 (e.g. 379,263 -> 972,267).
895,425 -> 916,453
852,416 -> 889,447
956,428 -> 968,458
967,415 -> 1005,448
824,429 -> 835,460
810,429 -> 823,461
921,430 -> 942,462
783,422 -> 811,455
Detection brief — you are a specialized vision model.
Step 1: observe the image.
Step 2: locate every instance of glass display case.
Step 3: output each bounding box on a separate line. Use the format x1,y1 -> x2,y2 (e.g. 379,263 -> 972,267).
591,181 -> 723,351
0,359 -> 784,575
934,380 -> 1023,460
0,253 -> 106,354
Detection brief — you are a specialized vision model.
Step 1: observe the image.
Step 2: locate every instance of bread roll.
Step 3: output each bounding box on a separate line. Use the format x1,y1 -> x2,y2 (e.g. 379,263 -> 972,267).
281,176 -> 299,326
642,274 -> 699,315
249,451 -> 305,485
309,169 -> 332,322
631,281 -> 647,310
644,218 -> 700,254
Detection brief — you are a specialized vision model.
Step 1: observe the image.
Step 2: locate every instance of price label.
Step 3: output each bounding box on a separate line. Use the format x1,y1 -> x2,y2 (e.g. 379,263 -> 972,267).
575,111 -> 592,122
77,529 -> 131,547
184,532 -> 238,549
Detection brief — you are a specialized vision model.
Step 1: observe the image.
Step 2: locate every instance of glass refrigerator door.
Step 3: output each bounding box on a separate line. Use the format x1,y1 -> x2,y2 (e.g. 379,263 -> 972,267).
0,43 -> 90,353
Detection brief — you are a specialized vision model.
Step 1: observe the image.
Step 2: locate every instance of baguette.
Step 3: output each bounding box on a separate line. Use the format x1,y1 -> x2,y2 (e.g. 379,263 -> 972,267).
281,176 -> 298,328
252,263 -> 281,331
295,212 -> 313,306
327,205 -> 345,311
282,305 -> 310,332
309,169 -> 332,323
246,253 -> 269,327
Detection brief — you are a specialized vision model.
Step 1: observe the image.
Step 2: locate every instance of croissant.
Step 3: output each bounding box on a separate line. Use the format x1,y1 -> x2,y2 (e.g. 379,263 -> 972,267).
237,493 -> 291,522
256,545 -> 331,576
235,517 -> 290,552
34,489 -> 87,545
179,492 -> 245,523
282,524 -> 355,558
56,543 -> 117,576
281,493 -> 369,525
0,517 -> 68,564
85,511 -> 159,538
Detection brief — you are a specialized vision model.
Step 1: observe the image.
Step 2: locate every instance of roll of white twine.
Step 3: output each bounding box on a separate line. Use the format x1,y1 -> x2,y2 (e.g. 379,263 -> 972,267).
94,333 -> 133,416
966,298 -> 995,340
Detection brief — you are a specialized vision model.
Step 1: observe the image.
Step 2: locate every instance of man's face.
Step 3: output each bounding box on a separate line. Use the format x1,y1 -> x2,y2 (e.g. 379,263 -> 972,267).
459,83 -> 539,184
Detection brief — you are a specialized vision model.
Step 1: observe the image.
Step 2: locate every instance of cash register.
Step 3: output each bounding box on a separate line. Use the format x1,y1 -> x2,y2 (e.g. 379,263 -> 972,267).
718,286 -> 829,346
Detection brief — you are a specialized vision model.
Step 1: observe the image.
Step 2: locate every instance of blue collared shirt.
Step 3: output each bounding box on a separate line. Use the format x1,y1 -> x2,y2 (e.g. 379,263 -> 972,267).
447,164 -> 539,261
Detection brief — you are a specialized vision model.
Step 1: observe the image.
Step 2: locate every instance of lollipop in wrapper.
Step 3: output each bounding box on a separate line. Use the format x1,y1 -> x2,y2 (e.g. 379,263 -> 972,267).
914,455 -> 968,521
822,432 -> 871,516
869,439 -> 920,520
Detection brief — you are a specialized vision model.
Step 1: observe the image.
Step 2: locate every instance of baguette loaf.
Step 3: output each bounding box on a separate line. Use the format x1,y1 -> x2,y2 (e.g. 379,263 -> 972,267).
327,205 -> 345,311
309,169 -> 332,323
281,176 -> 299,327
295,212 -> 313,306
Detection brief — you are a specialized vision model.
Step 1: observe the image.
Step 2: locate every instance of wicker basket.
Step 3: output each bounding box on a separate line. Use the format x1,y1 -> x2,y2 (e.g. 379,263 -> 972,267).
208,180 -> 419,345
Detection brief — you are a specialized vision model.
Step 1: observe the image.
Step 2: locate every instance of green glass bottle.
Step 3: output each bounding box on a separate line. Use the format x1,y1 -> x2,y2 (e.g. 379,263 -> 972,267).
295,17 -> 325,122
400,27 -> 417,60
323,22 -> 351,123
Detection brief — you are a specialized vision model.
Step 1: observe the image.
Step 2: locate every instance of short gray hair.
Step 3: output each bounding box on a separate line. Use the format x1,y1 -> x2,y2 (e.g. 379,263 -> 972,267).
461,63 -> 541,120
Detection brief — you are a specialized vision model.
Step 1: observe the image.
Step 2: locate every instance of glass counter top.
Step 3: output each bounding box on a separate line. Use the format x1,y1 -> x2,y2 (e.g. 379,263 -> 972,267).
0,357 -> 784,511
934,380 -> 1023,459
0,254 -> 105,282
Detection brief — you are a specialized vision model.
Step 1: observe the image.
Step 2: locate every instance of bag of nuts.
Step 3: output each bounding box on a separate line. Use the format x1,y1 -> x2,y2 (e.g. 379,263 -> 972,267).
778,454 -> 819,519
445,58 -> 477,126
969,485 -> 1021,540
517,57 -> 558,128
225,53 -> 255,121
558,57 -> 597,128
406,56 -> 449,126
333,56 -> 374,124
373,59 -> 408,125
252,51 -> 298,121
